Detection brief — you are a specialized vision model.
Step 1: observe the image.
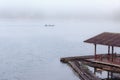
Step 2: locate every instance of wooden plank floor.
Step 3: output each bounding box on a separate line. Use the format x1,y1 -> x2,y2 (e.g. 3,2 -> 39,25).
82,59 -> 120,73
89,59 -> 120,68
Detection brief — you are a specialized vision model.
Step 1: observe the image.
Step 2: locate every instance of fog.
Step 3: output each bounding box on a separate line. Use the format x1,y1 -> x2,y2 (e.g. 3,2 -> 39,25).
0,0 -> 120,80
0,0 -> 120,20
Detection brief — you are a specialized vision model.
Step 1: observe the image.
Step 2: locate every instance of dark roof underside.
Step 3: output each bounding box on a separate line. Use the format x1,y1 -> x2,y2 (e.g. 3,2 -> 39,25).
84,32 -> 120,47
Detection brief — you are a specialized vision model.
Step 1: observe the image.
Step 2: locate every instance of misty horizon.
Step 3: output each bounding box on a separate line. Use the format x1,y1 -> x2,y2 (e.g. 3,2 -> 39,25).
0,0 -> 120,20
0,8 -> 120,20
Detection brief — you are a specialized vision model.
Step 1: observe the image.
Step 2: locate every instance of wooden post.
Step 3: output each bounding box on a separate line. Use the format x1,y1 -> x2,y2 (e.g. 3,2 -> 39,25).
94,44 -> 97,60
111,72 -> 113,79
107,71 -> 110,79
108,46 -> 110,61
94,68 -> 96,75
108,46 -> 110,55
112,46 -> 114,62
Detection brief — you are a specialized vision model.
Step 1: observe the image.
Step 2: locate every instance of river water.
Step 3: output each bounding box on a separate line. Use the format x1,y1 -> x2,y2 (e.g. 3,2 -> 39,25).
0,19 -> 119,80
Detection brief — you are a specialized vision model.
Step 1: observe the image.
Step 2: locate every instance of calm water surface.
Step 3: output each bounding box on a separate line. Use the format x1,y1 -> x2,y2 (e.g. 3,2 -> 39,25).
0,19 -> 120,80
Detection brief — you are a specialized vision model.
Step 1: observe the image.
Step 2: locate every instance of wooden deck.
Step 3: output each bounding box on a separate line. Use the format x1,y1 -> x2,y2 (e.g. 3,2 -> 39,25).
83,59 -> 120,73
60,54 -> 120,79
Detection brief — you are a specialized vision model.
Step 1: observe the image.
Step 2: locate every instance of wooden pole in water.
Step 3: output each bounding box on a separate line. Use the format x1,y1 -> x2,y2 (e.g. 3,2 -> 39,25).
107,71 -> 110,79
94,68 -> 96,75
111,72 -> 113,79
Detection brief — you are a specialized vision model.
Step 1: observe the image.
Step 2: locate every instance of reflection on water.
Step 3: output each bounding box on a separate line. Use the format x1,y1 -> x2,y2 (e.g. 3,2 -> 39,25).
0,19 -> 119,80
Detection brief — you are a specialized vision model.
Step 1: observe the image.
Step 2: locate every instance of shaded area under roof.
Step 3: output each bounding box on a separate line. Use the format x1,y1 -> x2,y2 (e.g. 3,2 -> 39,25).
84,32 -> 120,47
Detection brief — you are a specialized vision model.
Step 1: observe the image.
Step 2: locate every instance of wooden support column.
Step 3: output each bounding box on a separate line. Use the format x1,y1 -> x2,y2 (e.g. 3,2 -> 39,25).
108,46 -> 110,55
111,72 -> 113,79
107,71 -> 110,79
94,44 -> 97,60
94,68 -> 96,75
112,46 -> 114,62
108,46 -> 110,61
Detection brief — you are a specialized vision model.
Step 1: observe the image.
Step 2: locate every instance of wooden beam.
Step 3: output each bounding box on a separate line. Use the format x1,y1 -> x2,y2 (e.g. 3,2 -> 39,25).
60,55 -> 95,63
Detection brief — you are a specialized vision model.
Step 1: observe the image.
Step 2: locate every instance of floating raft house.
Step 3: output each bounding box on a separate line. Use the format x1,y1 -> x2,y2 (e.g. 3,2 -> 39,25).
61,32 -> 120,80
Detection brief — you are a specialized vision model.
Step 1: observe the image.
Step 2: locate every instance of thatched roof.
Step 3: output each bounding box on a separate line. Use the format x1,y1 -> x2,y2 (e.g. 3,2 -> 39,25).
84,32 -> 120,47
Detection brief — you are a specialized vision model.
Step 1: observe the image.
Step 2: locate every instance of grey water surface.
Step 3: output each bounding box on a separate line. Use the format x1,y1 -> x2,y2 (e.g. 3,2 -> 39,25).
0,19 -> 120,80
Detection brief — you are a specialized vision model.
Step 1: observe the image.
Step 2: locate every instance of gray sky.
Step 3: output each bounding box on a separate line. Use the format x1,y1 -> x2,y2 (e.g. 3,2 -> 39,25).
0,0 -> 120,19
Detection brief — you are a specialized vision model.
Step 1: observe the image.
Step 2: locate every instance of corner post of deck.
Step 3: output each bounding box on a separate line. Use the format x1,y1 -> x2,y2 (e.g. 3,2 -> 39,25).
94,44 -> 97,60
